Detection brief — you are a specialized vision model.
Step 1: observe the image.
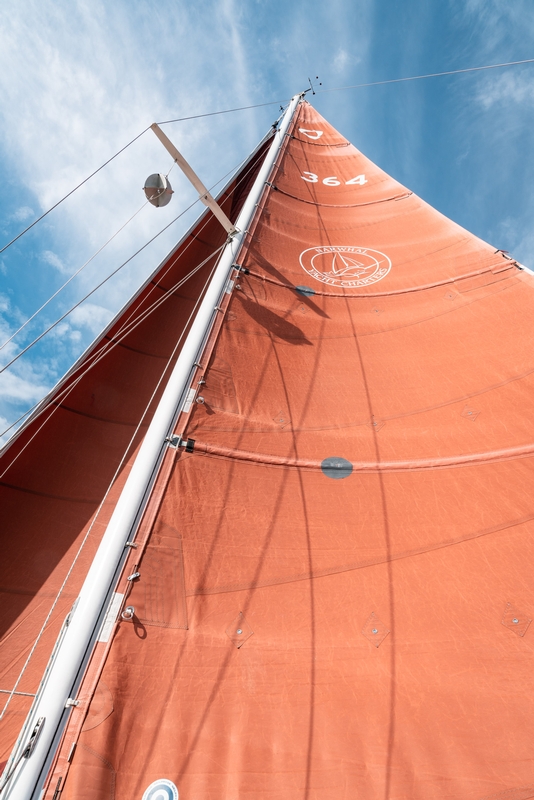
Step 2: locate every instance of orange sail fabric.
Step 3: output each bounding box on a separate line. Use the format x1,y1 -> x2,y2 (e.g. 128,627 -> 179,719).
47,103 -> 534,798
0,138 -> 271,767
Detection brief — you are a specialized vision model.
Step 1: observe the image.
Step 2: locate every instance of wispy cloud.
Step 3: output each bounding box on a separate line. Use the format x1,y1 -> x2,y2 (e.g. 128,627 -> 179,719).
476,71 -> 534,110
11,206 -> 34,222
42,250 -> 69,274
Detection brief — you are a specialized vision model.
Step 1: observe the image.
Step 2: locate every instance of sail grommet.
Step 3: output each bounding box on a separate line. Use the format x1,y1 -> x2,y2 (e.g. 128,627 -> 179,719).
226,612 -> 253,648
195,396 -> 205,405
121,606 -> 135,621
502,603 -> 532,637
362,613 -> 390,648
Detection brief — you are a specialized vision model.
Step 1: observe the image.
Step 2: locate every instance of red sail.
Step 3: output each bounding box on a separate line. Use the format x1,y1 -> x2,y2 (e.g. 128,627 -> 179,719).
0,137 -> 271,766
27,102 -> 534,798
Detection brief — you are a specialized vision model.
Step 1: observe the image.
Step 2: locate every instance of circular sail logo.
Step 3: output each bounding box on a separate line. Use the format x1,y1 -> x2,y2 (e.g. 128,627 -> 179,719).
142,779 -> 179,800
299,246 -> 391,288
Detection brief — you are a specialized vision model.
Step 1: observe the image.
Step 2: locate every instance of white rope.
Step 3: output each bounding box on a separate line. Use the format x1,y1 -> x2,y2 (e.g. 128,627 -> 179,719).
0,245 -> 224,720
0,242 -> 225,482
0,201 -> 151,352
0,139 -> 269,442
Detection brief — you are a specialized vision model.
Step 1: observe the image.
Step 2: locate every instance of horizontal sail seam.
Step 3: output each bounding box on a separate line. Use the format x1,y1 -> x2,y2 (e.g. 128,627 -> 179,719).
228,274 -> 518,342
247,261 -> 516,297
50,401 -> 151,428
290,137 -> 351,147
181,440 -> 534,472
271,186 -> 412,207
102,334 -> 170,359
186,513 -> 534,597
0,479 -> 102,504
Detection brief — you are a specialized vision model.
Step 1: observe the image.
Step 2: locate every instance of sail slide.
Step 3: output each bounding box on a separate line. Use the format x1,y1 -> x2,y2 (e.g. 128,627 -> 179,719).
5,98 -> 534,799
0,132 -> 273,773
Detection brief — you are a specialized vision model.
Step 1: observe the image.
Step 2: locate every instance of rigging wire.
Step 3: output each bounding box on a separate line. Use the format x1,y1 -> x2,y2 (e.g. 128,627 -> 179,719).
0,137 -> 269,441
1,57 -> 532,259
0,244 -> 224,726
0,103 -> 286,259
0,127 -> 150,257
318,57 -> 534,94
0,200 -> 151,352
156,98 -> 288,126
0,129 -> 270,372
0,205 -> 194,375
0,242 -> 225,474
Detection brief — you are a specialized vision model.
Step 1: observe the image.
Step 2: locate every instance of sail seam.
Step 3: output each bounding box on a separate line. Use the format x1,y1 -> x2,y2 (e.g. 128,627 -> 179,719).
186,511 -> 534,597
290,137 -> 351,147
0,480 -> 99,503
181,439 -> 534,472
247,261 -> 516,297
271,187 -> 412,207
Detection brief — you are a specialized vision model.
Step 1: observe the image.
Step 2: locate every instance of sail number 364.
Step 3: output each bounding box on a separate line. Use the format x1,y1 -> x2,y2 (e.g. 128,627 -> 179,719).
301,172 -> 367,186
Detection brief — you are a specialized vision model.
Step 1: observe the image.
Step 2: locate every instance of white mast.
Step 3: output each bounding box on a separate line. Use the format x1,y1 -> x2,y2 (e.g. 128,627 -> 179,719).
3,92 -> 302,800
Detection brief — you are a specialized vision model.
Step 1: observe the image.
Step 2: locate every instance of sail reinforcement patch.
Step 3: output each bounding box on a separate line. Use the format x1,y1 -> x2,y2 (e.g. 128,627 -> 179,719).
321,457 -> 353,479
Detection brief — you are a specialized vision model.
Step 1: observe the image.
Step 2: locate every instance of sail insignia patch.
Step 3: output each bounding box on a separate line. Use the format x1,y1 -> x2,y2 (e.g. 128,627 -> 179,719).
300,245 -> 391,288
142,779 -> 179,800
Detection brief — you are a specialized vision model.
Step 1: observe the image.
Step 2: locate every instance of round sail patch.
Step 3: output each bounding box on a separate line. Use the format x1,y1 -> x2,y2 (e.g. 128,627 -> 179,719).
142,779 -> 178,800
299,246 -> 391,288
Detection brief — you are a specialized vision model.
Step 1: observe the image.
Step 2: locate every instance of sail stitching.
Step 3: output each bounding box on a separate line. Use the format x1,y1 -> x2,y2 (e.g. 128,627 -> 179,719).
247,261 -> 516,297
290,137 -> 351,147
187,511 -> 534,597
272,187 -> 413,207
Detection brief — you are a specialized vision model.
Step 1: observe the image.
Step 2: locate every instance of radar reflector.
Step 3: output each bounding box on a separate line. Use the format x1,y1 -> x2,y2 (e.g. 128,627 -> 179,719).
144,173 -> 173,207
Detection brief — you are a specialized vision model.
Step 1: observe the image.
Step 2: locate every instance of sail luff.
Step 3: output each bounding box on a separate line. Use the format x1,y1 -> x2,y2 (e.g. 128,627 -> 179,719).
2,93 -> 302,800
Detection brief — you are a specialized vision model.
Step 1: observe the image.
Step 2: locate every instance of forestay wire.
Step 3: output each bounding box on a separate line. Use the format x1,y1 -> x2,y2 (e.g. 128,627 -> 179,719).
1,56 -> 532,260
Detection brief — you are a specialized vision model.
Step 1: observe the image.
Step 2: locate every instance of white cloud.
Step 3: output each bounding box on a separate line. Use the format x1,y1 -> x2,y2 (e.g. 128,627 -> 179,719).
69,302 -> 113,335
11,205 -> 34,222
331,48 -> 360,75
0,415 -> 11,446
42,249 -> 69,274
0,369 -> 48,403
477,71 -> 534,110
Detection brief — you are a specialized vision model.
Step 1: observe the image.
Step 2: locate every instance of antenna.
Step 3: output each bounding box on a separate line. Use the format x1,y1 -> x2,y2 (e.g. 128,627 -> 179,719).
306,76 -> 323,95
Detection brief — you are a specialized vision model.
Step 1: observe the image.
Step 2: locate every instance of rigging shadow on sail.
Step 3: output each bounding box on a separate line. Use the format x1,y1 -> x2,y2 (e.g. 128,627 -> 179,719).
6,96 -> 534,800
248,250 -> 330,318
235,294 -> 312,345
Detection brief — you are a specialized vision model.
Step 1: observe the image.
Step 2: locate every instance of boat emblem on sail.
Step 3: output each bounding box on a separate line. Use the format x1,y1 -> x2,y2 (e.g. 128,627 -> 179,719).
299,128 -> 323,139
142,779 -> 179,800
299,246 -> 391,288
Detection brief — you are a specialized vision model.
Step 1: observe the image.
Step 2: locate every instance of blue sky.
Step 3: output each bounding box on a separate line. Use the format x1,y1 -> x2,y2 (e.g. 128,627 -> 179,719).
1,0 -> 533,444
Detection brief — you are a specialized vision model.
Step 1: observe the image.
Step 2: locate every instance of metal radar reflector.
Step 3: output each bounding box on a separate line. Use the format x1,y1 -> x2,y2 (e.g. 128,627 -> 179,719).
144,173 -> 173,207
